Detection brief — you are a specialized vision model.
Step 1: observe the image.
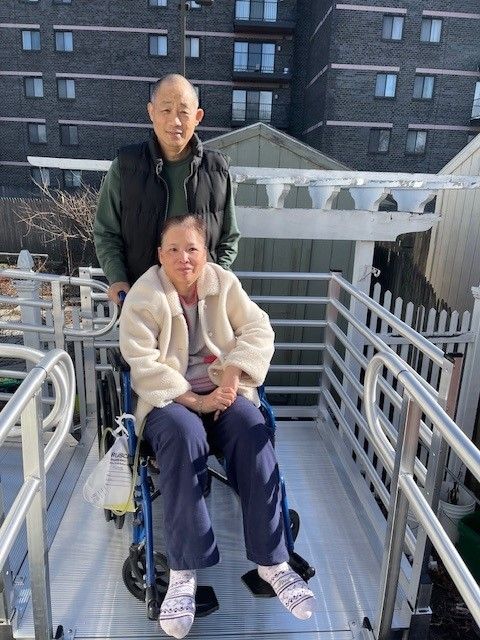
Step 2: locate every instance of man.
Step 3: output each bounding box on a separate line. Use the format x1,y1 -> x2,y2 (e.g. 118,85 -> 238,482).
94,74 -> 240,303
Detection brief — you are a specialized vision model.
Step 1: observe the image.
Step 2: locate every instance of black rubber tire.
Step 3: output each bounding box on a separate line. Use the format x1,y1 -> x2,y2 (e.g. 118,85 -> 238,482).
104,509 -> 113,522
105,370 -> 120,429
122,552 -> 169,602
114,514 -> 125,530
289,509 -> 300,542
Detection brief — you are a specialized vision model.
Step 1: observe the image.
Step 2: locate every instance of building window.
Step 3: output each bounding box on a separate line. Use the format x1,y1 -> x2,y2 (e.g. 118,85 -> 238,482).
31,168 -> 50,186
28,123 -> 47,144
60,124 -> 79,145
55,30 -> 73,51
471,82 -> 480,119
186,36 -> 200,57
235,0 -> 277,22
413,75 -> 434,100
232,89 -> 272,122
375,73 -> 397,98
186,1 -> 201,8
24,77 -> 44,98
420,18 -> 442,43
22,30 -> 41,50
149,0 -> 167,5
382,15 -> 404,40
64,169 -> 82,187
406,130 -> 427,155
149,35 -> 167,56
368,128 -> 391,154
57,78 -> 76,99
234,41 -> 275,73
53,0 -> 72,4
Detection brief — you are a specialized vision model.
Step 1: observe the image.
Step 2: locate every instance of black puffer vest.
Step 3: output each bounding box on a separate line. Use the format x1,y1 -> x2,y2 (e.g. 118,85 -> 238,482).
118,132 -> 230,284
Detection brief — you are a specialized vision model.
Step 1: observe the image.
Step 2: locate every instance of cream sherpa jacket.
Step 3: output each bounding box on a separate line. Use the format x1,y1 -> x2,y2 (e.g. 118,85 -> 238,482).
119,262 -> 275,430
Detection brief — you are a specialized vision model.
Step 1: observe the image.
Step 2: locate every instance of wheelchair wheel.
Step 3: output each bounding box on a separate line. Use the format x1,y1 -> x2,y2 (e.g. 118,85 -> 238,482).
289,509 -> 300,542
114,514 -> 125,529
122,551 -> 169,601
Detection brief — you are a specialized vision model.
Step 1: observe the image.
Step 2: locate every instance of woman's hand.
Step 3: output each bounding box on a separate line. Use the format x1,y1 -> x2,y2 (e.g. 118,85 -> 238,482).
202,386 -> 237,418
220,365 -> 241,394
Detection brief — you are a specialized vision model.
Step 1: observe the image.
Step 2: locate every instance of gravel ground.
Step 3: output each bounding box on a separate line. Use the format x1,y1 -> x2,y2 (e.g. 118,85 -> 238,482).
429,560 -> 479,640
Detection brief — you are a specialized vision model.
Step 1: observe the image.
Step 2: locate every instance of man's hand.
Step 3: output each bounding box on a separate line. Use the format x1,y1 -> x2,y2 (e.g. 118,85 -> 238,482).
108,281 -> 130,304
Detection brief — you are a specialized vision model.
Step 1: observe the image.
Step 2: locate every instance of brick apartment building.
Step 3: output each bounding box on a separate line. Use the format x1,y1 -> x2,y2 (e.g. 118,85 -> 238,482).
0,0 -> 479,191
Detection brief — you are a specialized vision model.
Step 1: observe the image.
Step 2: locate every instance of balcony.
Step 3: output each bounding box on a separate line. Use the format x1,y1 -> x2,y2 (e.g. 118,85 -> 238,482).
232,54 -> 292,83
234,0 -> 295,34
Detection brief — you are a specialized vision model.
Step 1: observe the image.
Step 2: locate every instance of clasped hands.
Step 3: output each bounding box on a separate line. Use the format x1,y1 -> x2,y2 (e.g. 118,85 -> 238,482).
201,366 -> 241,421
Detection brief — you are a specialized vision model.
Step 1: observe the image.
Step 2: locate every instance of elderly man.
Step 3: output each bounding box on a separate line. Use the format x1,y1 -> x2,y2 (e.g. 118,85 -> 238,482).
94,74 -> 240,303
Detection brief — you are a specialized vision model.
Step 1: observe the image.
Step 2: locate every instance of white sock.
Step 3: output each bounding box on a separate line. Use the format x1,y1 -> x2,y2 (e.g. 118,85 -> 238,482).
159,569 -> 197,639
258,562 -> 315,620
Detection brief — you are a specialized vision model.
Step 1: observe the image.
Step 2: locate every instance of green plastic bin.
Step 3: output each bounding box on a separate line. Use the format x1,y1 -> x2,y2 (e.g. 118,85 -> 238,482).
458,511 -> 480,582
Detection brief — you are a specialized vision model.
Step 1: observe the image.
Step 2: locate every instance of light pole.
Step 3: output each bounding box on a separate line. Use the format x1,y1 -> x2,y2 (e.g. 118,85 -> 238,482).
179,0 -> 214,77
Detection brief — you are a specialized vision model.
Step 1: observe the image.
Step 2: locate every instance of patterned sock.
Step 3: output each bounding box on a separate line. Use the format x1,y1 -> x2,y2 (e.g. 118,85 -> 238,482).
159,569 -> 197,639
258,562 -> 315,620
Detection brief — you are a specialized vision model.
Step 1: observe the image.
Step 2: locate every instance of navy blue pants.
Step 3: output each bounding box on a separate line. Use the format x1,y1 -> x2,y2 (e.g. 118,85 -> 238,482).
143,395 -> 289,570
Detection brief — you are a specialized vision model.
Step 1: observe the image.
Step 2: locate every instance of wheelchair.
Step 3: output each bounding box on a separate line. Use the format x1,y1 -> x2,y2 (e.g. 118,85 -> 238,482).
96,347 -> 315,620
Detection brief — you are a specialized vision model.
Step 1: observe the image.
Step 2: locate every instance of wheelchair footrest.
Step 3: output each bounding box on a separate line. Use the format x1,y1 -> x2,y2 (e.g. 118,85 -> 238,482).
241,570 -> 276,597
195,585 -> 219,617
288,551 -> 316,582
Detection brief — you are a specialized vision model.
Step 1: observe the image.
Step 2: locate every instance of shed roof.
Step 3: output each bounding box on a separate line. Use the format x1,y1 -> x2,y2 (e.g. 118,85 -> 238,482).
204,122 -> 349,170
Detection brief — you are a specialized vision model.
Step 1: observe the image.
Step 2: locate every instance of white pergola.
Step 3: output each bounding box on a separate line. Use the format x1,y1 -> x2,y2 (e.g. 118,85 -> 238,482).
27,155 -> 480,299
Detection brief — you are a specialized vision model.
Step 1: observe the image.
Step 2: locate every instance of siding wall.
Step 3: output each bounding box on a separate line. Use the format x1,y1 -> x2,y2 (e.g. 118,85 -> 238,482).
425,136 -> 480,312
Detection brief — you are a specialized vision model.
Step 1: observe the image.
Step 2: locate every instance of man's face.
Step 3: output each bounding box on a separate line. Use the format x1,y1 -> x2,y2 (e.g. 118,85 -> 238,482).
147,79 -> 204,160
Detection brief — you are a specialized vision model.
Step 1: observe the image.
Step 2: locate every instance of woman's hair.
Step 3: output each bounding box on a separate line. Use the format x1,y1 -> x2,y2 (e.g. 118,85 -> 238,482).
158,214 -> 207,247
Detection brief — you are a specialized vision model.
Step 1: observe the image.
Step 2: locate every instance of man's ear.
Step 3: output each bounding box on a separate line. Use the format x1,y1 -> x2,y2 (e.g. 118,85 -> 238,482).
147,101 -> 154,123
195,108 -> 204,125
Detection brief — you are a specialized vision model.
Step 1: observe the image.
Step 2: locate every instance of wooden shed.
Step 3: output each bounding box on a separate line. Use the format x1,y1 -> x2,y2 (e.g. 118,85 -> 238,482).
425,134 -> 480,312
204,123 -> 354,278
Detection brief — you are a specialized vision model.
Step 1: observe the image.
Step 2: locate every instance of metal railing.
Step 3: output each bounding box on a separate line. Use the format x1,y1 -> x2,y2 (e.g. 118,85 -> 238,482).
364,351 -> 480,639
0,344 -> 75,640
235,0 -> 278,22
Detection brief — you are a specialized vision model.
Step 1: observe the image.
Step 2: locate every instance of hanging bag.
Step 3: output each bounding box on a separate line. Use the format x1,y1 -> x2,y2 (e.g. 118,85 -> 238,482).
83,415 -> 136,513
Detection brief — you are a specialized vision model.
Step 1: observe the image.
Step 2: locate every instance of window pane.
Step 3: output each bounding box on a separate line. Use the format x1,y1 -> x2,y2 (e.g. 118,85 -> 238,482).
31,168 -> 50,186
22,31 -> 31,49
264,0 -> 277,21
413,76 -> 423,98
375,74 -> 385,96
232,90 -> 246,120
423,76 -> 434,98
262,43 -> 275,72
420,19 -> 431,42
187,37 -> 199,57
382,16 -> 393,39
25,77 -> 43,97
64,170 -> 81,187
28,123 -> 47,144
378,129 -> 390,152
150,35 -> 167,55
415,131 -> 427,153
391,17 -> 403,39
149,0 -> 167,5
64,32 -> 73,50
234,42 -> 248,71
235,0 -> 249,19
259,91 -> 272,121
430,19 -> 442,42
385,74 -> 396,97
472,82 -> 480,118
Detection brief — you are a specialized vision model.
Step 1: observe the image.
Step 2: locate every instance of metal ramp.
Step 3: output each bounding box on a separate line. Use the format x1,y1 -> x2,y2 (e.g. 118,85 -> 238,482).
15,420 -> 408,640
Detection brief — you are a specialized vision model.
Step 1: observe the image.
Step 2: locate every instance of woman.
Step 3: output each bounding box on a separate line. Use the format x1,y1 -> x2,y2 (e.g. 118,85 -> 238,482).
119,214 -> 315,638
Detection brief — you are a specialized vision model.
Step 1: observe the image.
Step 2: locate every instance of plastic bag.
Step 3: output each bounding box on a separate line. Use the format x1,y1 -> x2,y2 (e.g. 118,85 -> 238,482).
83,432 -> 135,513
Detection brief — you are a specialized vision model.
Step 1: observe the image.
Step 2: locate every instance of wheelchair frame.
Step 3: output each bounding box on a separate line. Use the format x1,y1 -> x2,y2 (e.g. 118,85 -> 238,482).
97,348 -> 315,621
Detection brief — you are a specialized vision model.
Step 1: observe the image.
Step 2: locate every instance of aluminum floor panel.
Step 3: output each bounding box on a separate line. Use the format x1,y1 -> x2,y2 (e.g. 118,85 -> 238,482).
16,421 -> 407,639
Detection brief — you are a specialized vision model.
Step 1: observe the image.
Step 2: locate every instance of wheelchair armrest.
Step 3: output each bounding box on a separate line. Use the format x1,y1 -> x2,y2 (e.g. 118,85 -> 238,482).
107,346 -> 130,372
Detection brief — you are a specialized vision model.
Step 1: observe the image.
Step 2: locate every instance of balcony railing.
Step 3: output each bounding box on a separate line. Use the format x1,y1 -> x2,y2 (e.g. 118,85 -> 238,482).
232,103 -> 272,123
235,0 -> 277,22
233,53 -> 275,74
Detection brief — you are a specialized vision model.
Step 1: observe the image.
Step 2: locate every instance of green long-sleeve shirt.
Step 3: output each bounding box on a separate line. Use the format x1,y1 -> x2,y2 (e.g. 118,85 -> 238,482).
94,155 -> 240,285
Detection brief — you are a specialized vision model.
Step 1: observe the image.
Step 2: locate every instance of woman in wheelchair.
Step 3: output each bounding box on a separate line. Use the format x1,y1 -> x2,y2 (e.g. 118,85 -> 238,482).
119,214 -> 315,638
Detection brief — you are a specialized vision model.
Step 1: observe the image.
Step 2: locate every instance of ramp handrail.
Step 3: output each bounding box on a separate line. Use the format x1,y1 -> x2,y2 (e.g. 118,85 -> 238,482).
364,351 -> 480,639
0,269 -> 118,338
0,345 -> 75,640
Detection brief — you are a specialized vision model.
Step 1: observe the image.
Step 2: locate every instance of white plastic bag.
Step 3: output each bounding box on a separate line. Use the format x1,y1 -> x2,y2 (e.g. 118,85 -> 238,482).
83,431 -> 135,513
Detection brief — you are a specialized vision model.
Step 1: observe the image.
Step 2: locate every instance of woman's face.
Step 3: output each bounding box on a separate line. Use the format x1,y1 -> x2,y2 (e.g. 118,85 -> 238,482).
158,224 -> 207,293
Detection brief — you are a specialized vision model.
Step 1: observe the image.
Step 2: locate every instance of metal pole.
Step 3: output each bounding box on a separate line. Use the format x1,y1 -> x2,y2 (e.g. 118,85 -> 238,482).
375,393 -> 422,640
0,481 -> 15,635
21,392 -> 53,640
180,1 -> 186,76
